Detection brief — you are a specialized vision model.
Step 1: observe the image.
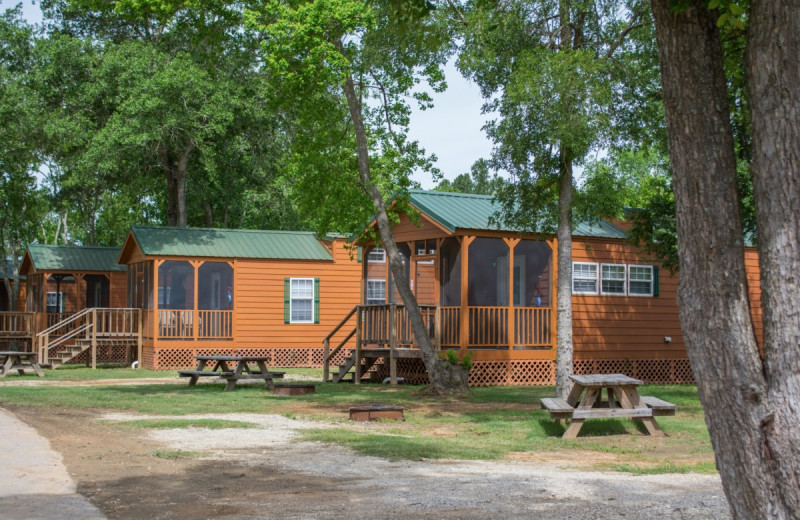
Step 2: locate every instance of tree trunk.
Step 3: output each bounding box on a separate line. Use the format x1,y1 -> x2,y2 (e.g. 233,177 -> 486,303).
555,154 -> 574,399
160,143 -> 193,227
338,46 -> 468,395
652,2 -> 799,517
745,0 -> 800,515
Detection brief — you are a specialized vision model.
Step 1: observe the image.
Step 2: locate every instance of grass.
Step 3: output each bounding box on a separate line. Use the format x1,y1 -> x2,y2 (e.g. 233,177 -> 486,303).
103,418 -> 257,429
152,449 -> 200,460
0,372 -> 715,473
10,364 -> 180,381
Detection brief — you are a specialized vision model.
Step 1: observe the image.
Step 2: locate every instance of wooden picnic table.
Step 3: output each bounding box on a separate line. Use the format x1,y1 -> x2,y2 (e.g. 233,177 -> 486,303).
0,351 -> 44,378
178,355 -> 283,392
541,374 -> 675,439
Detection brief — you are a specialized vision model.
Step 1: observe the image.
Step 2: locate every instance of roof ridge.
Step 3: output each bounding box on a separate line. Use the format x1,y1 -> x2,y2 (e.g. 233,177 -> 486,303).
28,244 -> 121,250
131,225 -> 317,235
409,189 -> 494,200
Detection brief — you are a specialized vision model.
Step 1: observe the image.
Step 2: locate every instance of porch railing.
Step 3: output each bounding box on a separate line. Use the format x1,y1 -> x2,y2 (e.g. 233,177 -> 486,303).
360,304 -> 438,347
37,308 -> 142,368
514,307 -> 552,347
0,312 -> 35,339
156,309 -> 233,340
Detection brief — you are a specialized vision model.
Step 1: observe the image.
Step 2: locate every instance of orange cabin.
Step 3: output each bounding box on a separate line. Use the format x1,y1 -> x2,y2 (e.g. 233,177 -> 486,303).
117,226 -> 362,369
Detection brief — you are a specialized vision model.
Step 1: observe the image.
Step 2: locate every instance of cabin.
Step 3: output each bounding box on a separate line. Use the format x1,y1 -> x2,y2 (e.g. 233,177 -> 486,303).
117,226 -> 362,369
323,190 -> 764,386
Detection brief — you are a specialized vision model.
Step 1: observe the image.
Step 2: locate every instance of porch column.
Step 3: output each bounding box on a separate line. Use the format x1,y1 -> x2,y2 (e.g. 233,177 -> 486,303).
153,260 -> 161,342
546,238 -> 558,356
459,236 -> 475,352
503,238 -> 520,350
192,260 -> 201,341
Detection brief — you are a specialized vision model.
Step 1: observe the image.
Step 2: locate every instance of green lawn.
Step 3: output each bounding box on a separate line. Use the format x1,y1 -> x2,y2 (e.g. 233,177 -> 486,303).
0,372 -> 715,473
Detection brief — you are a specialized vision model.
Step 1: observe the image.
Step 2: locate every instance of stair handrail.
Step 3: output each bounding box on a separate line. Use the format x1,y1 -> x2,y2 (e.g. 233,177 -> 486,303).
36,307 -> 93,338
42,323 -> 93,355
322,304 -> 362,382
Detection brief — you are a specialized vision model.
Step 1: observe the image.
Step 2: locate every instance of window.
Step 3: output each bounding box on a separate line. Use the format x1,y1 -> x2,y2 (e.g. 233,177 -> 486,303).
366,279 -> 386,305
601,264 -> 626,295
287,278 -> 318,323
572,263 -> 598,294
368,247 -> 386,263
46,292 -> 64,313
628,265 -> 654,296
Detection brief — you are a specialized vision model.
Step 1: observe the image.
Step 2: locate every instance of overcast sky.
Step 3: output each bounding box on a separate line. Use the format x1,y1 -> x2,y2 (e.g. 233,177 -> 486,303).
2,0 -> 494,189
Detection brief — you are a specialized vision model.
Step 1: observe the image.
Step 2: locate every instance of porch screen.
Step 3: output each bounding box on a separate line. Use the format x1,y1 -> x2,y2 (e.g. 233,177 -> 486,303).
440,238 -> 461,306
467,238 -> 509,306
513,240 -> 552,307
198,262 -> 233,310
127,262 -> 153,309
158,261 -> 194,310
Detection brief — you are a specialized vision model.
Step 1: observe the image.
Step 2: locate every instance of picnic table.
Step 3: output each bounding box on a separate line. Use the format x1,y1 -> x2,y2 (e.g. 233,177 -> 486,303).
0,351 -> 44,378
178,355 -> 284,392
540,374 -> 676,439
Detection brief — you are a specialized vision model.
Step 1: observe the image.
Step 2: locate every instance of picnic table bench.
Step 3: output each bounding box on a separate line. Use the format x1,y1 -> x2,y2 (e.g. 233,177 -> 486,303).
0,351 -> 44,378
540,374 -> 676,438
179,355 -> 284,391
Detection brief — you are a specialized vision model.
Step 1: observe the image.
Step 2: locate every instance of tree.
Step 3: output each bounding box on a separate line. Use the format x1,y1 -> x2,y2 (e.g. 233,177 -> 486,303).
651,1 -> 799,517
0,7 -> 49,309
434,158 -> 505,195
254,0 -> 470,394
454,0 -> 652,397
40,0 -> 291,229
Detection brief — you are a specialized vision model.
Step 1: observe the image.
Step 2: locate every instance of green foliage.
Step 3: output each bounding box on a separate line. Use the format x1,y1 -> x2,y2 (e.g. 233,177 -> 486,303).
435,159 -> 505,195
443,349 -> 473,371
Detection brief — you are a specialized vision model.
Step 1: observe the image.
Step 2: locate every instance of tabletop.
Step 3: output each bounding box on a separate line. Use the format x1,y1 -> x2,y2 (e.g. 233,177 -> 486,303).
570,374 -> 643,387
0,351 -> 36,357
195,355 -> 271,362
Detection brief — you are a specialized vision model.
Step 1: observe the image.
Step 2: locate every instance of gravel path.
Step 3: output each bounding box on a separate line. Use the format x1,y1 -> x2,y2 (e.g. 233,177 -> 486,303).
105,412 -> 731,519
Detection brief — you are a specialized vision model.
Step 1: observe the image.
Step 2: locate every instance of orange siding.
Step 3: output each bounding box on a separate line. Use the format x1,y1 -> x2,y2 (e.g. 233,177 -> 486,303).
235,249 -> 361,346
388,213 -> 449,243
744,249 -> 764,348
571,237 -> 684,360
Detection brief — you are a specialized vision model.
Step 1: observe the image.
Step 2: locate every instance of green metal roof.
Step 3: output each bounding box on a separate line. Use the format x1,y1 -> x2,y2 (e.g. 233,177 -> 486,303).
26,245 -> 125,272
406,190 -> 627,239
130,226 -> 333,261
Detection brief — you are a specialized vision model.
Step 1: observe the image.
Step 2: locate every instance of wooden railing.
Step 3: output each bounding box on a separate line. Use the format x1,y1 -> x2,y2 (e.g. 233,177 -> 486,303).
46,312 -> 77,336
0,312 -> 35,338
514,307 -> 552,347
468,307 -> 508,346
439,307 -> 460,347
156,309 -> 233,340
198,310 -> 233,339
360,304 -> 438,347
322,305 -> 360,382
36,308 -> 142,368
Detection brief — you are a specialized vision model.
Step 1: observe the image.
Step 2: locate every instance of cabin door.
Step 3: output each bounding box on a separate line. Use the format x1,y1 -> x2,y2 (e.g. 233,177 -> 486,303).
414,259 -> 438,305
85,275 -> 110,308
497,255 -> 525,306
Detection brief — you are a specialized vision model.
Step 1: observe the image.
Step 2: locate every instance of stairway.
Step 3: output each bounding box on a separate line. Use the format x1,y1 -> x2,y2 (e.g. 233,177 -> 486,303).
330,354 -> 380,383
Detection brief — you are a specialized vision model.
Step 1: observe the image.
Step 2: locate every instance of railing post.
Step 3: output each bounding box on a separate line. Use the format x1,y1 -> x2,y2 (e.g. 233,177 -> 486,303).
323,337 -> 330,382
91,308 -> 97,370
389,303 -> 397,385
137,309 -> 143,369
354,306 -> 362,385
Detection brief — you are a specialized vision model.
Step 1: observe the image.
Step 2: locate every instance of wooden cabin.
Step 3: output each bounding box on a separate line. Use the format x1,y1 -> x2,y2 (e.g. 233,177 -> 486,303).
117,226 -> 362,369
0,244 -> 131,360
332,189 -> 764,386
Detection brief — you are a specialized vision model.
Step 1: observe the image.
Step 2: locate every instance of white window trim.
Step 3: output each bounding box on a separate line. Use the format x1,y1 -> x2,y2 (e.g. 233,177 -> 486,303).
366,279 -> 386,305
627,264 -> 654,297
289,278 -> 315,323
46,291 -> 64,313
600,263 -> 627,296
572,262 -> 599,295
367,247 -> 386,263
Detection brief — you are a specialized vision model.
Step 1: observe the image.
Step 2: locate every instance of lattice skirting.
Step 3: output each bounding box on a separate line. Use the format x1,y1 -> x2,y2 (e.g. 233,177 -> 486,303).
144,347 -> 695,386
66,342 -> 136,366
146,346 -> 354,371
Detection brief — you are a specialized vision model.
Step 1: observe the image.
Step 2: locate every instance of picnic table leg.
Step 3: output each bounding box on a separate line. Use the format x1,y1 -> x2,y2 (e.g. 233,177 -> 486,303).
256,361 -> 275,391
224,361 -> 246,392
32,361 -> 44,377
619,386 -> 665,437
0,356 -> 13,378
562,387 -> 600,439
188,359 -> 208,386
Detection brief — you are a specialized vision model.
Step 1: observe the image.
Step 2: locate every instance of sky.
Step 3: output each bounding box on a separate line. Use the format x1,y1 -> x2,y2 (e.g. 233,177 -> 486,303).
2,0 -> 495,190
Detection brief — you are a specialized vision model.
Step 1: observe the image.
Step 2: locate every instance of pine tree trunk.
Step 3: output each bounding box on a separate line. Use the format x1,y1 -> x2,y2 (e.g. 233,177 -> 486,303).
338,49 -> 467,395
652,1 -> 800,517
555,155 -> 574,399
